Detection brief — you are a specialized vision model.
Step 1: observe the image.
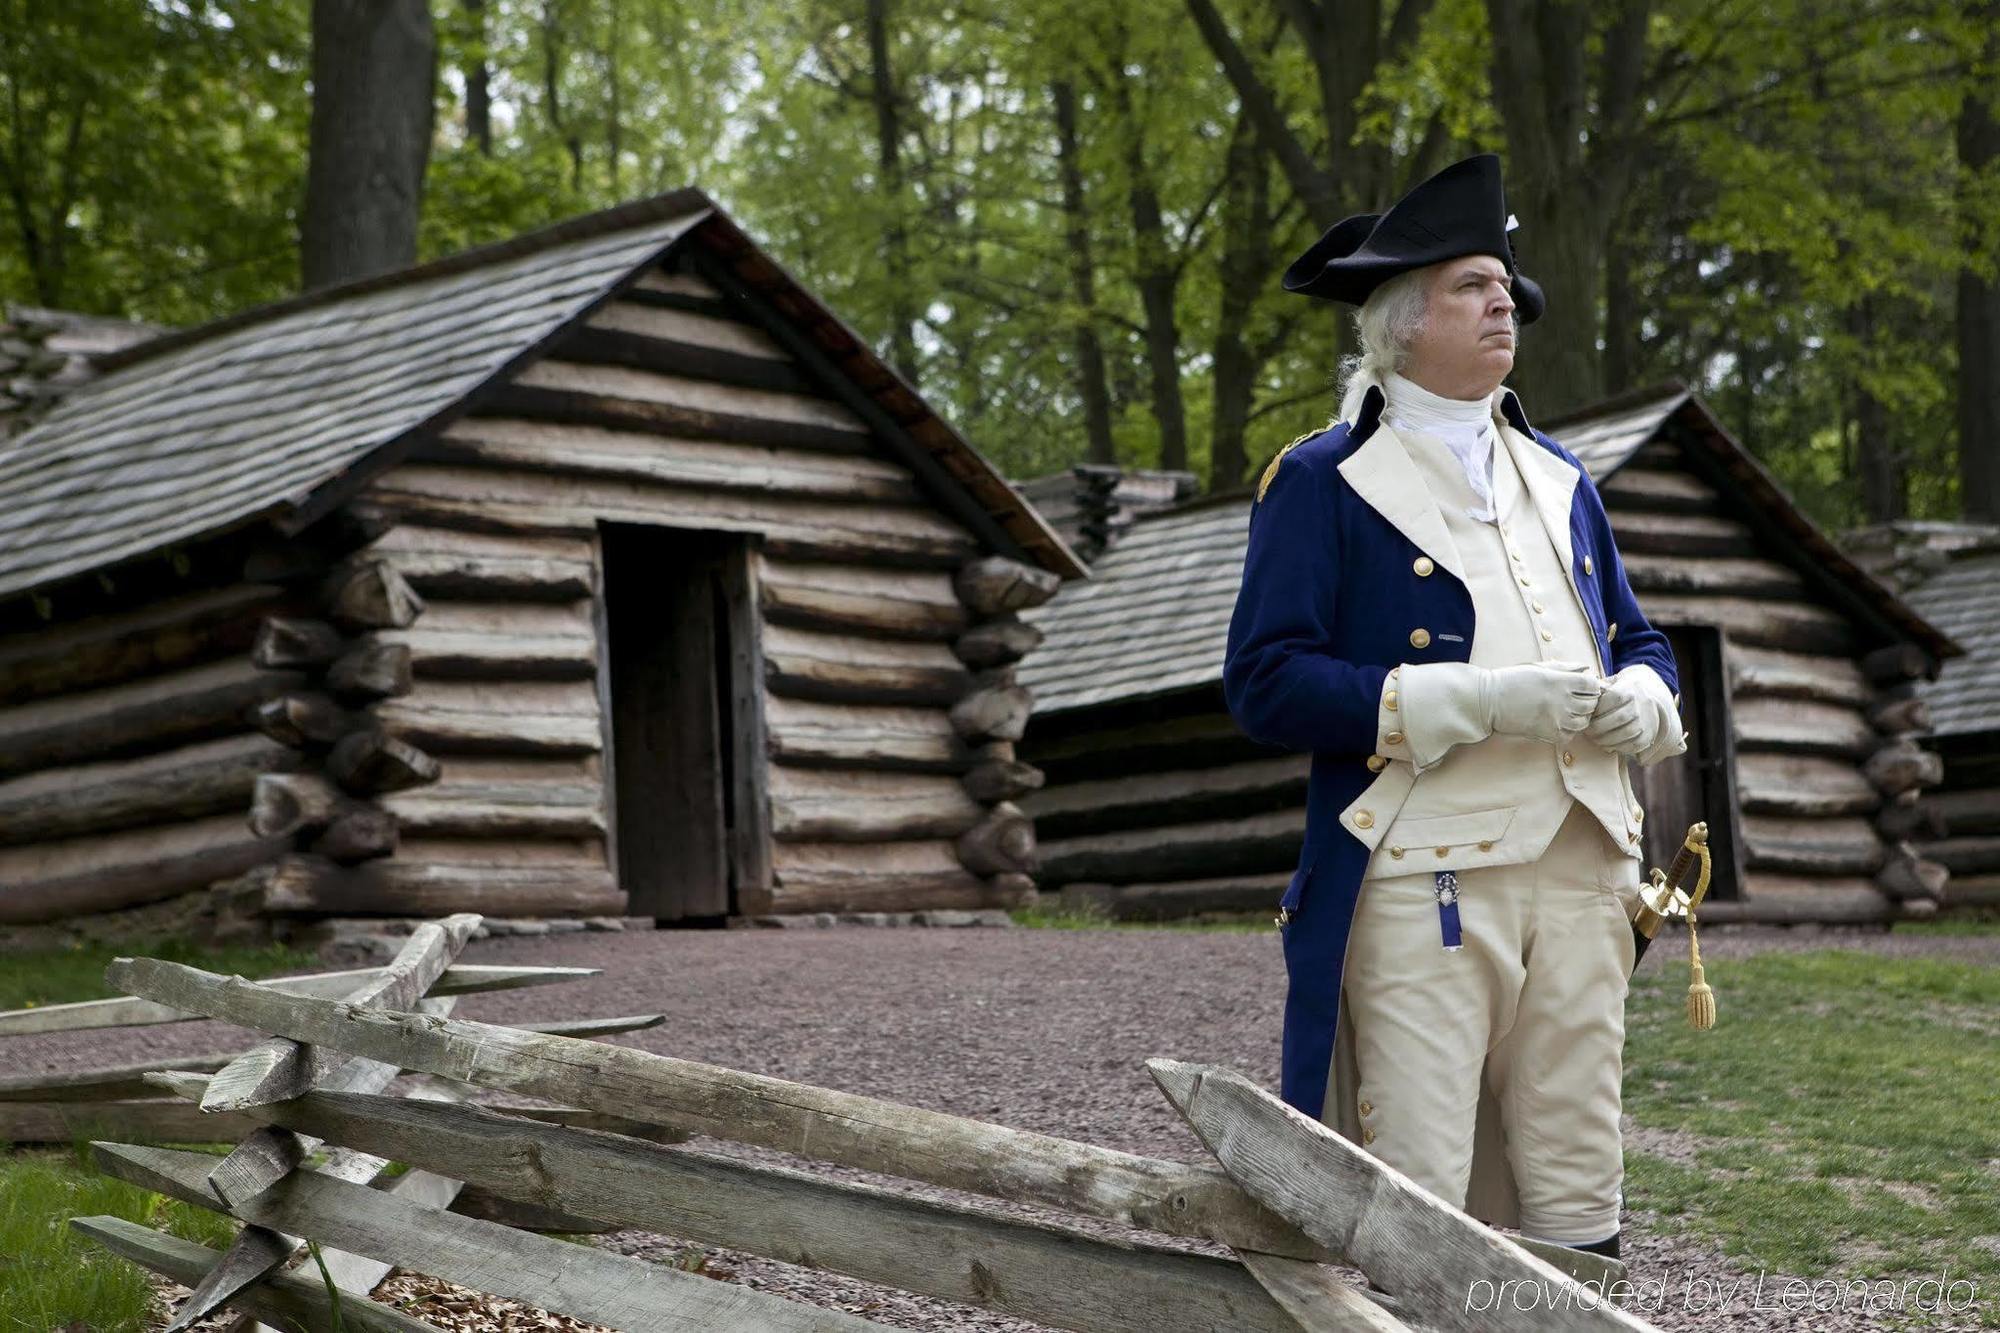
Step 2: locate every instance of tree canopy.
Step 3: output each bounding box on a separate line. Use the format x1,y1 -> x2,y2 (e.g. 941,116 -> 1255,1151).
2,0 -> 1993,527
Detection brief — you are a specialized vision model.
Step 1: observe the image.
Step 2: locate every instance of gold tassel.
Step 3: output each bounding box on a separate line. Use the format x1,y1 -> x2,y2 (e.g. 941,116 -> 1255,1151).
1684,834 -> 1716,1029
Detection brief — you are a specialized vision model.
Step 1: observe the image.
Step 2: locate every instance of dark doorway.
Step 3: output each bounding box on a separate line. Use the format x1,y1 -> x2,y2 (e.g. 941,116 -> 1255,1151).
600,525 -> 765,924
1630,623 -> 1745,900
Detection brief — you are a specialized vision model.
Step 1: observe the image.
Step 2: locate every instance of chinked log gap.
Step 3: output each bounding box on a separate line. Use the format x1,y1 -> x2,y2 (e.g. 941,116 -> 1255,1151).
940,554 -> 1059,895
1858,647 -> 1948,913
244,551 -> 437,886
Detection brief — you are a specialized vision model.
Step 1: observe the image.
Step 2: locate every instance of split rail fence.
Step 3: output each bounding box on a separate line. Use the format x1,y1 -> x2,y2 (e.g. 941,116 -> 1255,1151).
0,913 -> 1661,1332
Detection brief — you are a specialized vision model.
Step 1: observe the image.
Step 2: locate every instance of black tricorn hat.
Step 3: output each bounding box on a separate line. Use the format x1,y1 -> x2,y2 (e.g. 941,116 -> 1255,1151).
1280,153 -> 1545,324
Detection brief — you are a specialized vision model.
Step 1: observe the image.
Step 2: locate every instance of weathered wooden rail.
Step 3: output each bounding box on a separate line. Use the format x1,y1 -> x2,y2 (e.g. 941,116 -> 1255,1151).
5,915 -> 1661,1331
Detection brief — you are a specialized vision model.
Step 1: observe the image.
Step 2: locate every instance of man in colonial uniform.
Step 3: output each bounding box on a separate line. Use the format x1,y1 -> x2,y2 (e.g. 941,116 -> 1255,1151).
1222,153 -> 1689,1261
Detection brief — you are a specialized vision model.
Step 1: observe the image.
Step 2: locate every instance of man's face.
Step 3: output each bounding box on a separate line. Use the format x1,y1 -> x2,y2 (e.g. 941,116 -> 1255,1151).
1404,253 -> 1518,399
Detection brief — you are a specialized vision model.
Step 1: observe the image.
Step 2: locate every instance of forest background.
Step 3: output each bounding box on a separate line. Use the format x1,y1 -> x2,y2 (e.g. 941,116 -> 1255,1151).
3,0 -> 1996,532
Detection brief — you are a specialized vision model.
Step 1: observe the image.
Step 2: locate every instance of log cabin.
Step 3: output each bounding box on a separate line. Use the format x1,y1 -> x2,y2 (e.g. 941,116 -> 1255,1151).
1844,520 -> 2000,916
1015,383 -> 1963,925
0,191 -> 1086,931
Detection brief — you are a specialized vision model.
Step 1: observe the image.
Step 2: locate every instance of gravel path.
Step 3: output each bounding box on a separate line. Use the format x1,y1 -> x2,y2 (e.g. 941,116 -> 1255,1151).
15,920 -> 1991,1331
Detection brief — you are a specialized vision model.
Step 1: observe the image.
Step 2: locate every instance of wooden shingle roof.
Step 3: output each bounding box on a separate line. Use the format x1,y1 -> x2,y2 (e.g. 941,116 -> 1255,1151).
1898,540 -> 2000,738
1017,493 -> 1247,713
0,190 -> 1083,604
1021,382 -> 1955,716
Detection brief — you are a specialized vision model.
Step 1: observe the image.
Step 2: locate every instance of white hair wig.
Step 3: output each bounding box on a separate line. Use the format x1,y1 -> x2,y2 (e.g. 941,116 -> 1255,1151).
1334,266 -> 1433,425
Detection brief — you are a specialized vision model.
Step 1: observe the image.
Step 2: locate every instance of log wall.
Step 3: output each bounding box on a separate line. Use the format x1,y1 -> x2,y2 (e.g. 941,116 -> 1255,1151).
1,255 -> 1071,924
0,580 -> 301,924
1020,437 -> 1950,925
332,258 -> 1055,917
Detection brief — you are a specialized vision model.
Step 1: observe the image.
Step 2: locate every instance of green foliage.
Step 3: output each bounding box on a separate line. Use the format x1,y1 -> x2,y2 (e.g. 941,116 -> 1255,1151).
0,0 -> 1988,521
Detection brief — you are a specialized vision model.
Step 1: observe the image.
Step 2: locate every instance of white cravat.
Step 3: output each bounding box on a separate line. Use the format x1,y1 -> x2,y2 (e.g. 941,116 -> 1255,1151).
1384,371 -> 1498,522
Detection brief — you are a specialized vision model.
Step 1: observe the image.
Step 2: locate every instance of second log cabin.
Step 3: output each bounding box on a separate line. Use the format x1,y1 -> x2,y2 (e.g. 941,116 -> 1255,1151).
0,192 -> 1085,930
1014,383 -> 1963,925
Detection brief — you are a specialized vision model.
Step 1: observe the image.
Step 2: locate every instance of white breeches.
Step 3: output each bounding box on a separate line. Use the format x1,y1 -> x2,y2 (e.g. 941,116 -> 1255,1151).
1341,798 -> 1640,1242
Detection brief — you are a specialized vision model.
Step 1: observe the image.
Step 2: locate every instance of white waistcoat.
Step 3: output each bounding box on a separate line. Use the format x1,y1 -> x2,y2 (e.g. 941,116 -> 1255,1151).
1359,422 -> 1643,880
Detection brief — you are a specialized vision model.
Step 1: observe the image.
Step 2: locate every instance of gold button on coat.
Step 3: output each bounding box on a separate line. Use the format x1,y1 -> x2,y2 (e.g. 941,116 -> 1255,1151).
1359,1100 -> 1373,1116
1354,810 -> 1374,829
1583,555 -> 1594,575
1362,1127 -> 1376,1145
1478,840 -> 1494,851
1409,627 -> 1431,649
1608,621 -> 1619,640
1384,690 -> 1398,711
1634,807 -> 1644,821
1386,730 -> 1405,745
1562,751 -> 1576,766
1436,846 -> 1450,857
1413,556 -> 1434,577
1389,846 -> 1405,859
1367,754 -> 1387,772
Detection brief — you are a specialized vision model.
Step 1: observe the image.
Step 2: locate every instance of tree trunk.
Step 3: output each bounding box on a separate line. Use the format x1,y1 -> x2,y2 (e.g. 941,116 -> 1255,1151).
1051,79 -> 1117,468
1603,201 -> 1640,395
1959,0 -> 2000,522
866,0 -> 921,385
1852,297 -> 1905,523
1104,49 -> 1187,472
1210,107 -> 1269,491
1483,0 -> 1651,414
463,0 -> 492,154
302,0 -> 437,291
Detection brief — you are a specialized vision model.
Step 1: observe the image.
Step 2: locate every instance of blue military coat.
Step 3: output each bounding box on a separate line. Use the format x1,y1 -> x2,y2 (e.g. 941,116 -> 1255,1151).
1222,382 -> 1680,1125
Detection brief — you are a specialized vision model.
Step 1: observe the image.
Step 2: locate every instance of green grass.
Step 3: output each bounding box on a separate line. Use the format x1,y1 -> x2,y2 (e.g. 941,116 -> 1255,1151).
0,1143 -> 239,1332
1,935 -> 319,1331
1623,948 -> 2000,1327
0,935 -> 321,1013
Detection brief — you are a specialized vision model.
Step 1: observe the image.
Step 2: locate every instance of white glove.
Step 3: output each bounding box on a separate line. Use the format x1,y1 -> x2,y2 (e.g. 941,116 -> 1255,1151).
1584,672 -> 1652,755
1484,661 -> 1604,744
1588,664 -> 1687,765
1385,659 -> 1601,774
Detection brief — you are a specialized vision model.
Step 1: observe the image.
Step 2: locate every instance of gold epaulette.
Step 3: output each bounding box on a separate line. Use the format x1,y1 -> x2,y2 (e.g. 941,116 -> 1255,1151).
1256,424 -> 1325,502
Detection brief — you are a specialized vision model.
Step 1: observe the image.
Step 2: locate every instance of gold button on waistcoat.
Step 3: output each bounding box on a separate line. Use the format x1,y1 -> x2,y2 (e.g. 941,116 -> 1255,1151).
1389,846 -> 1405,859
1634,807 -> 1644,821
1384,690 -> 1398,711
1362,1127 -> 1376,1145
1608,621 -> 1619,640
1366,754 -> 1387,772
1409,627 -> 1431,649
1584,555 -> 1594,575
1562,751 -> 1576,766
1359,1100 -> 1373,1117
1353,810 -> 1374,829
1413,556 -> 1434,577
1478,840 -> 1494,851
1436,846 -> 1450,858
1385,730 -> 1405,745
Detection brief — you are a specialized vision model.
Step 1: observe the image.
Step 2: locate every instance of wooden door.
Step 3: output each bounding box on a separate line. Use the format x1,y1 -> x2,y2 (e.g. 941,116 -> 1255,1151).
601,525 -> 758,922
1629,624 -> 1745,900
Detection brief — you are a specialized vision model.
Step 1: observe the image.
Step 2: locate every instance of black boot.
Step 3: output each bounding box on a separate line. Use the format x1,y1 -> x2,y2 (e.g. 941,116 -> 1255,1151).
1566,1230 -> 1620,1261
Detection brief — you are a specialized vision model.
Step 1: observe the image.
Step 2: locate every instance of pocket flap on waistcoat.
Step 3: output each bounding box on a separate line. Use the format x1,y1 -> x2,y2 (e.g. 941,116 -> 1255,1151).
1387,805 -> 1517,848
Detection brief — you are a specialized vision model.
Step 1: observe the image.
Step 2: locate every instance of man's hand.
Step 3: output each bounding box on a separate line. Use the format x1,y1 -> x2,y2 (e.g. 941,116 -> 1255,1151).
1485,661 -> 1603,744
1584,670 -> 1657,756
